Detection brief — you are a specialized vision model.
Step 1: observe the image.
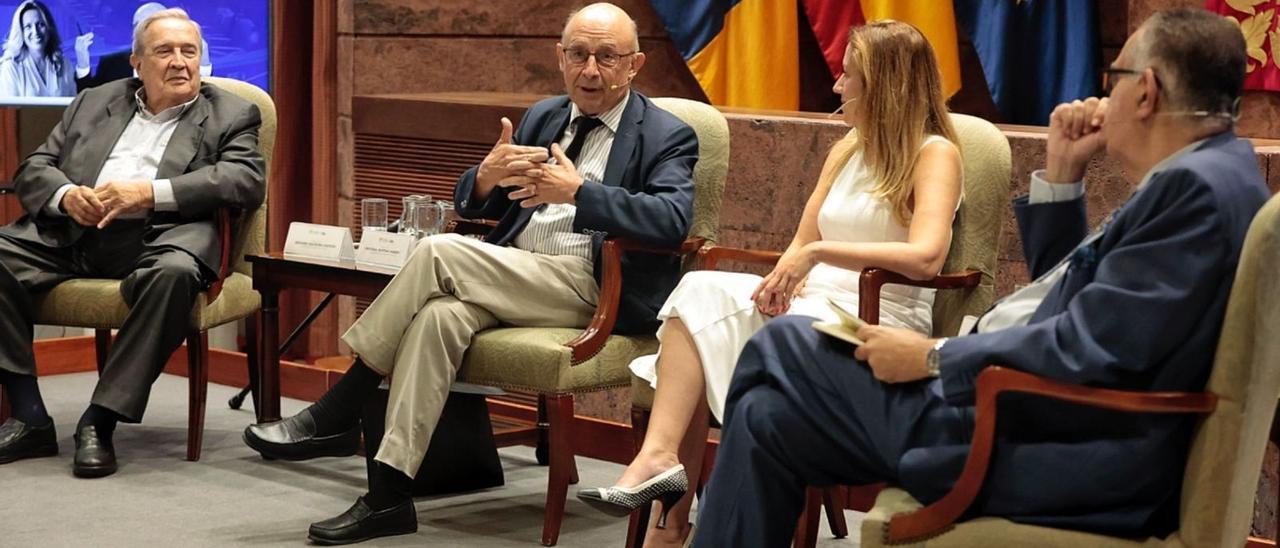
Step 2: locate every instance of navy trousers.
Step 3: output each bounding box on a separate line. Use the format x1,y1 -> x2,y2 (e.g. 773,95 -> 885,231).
691,316 -> 972,548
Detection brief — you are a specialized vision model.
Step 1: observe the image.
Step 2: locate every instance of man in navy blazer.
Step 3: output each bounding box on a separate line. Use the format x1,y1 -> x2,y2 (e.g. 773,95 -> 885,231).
242,3 -> 698,544
692,9 -> 1270,547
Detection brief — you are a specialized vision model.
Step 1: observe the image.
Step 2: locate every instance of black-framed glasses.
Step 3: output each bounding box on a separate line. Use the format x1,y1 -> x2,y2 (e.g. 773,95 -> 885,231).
1101,67 -> 1145,96
562,47 -> 637,68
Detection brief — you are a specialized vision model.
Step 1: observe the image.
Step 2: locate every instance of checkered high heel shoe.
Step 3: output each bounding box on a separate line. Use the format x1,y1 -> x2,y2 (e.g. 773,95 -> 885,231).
577,464 -> 689,528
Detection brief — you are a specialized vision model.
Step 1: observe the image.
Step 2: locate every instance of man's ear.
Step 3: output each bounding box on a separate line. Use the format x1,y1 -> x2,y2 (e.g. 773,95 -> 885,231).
555,42 -> 565,72
1134,67 -> 1160,119
630,51 -> 647,78
129,53 -> 139,73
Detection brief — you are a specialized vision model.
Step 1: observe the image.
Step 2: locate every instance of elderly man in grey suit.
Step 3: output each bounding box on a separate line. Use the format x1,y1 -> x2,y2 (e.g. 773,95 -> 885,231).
0,8 -> 264,478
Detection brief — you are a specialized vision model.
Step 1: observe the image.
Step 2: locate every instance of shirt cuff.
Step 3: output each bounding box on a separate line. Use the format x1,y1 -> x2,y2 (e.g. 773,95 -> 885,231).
76,65 -> 90,79
152,179 -> 178,211
45,184 -> 75,216
1028,169 -> 1085,204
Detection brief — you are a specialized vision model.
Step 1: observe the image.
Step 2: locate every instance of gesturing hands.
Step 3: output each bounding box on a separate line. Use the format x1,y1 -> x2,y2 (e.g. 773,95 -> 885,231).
476,117 -> 550,194
853,325 -> 935,384
507,143 -> 584,208
1045,97 -> 1109,184
60,181 -> 155,228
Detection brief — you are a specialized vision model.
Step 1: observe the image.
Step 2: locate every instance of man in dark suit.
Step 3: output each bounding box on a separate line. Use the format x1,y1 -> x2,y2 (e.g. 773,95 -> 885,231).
692,9 -> 1271,547
241,2 -> 697,544
0,9 -> 264,478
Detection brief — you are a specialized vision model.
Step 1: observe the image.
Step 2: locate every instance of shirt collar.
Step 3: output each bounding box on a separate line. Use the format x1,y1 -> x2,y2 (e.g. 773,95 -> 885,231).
1136,136 -> 1211,190
134,87 -> 199,122
569,92 -> 629,134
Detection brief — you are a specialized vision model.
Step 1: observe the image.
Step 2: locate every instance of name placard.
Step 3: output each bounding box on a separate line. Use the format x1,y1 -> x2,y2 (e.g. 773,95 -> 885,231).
283,222 -> 355,266
356,231 -> 418,274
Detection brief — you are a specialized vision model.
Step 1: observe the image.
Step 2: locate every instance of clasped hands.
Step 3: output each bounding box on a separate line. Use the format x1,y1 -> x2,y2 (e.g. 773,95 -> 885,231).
476,117 -> 583,208
61,181 -> 154,229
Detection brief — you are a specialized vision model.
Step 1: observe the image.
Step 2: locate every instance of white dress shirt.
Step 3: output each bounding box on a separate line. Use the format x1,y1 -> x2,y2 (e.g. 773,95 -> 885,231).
45,88 -> 198,219
511,94 -> 630,260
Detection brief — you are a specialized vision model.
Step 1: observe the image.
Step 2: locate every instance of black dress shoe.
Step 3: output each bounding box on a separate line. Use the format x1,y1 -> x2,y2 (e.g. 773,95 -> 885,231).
307,496 -> 417,545
242,408 -> 360,461
73,425 -> 117,478
0,418 -> 58,465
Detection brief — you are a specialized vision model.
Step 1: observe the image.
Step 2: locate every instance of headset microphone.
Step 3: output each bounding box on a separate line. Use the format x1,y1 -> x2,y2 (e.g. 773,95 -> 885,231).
827,97 -> 860,119
609,75 -> 635,90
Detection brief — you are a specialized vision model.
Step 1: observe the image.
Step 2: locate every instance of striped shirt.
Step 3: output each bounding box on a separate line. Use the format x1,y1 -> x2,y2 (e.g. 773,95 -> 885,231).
512,94 -> 629,259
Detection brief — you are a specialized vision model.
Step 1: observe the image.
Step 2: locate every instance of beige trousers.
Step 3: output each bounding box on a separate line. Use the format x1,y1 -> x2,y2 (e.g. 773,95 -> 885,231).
341,234 -> 598,476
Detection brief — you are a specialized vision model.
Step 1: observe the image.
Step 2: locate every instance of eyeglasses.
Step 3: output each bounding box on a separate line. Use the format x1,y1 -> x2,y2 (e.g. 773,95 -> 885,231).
1101,67 -> 1148,96
562,47 -> 637,68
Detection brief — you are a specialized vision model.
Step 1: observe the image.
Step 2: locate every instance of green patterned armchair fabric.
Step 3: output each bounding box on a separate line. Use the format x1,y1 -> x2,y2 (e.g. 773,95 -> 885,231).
456,97 -> 730,393
32,76 -> 274,337
860,193 -> 1280,547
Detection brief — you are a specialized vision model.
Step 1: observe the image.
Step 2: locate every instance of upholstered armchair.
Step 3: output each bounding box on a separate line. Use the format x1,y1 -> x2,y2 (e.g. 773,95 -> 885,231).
447,97 -> 729,546
16,77 -> 274,462
859,193 -> 1280,548
625,113 -> 1013,548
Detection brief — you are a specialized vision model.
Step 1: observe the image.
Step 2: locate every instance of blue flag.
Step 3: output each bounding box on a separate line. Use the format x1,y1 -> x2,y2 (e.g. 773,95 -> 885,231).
954,0 -> 1099,125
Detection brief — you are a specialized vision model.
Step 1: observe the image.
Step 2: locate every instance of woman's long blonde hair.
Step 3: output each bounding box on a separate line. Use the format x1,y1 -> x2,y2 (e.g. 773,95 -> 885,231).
817,20 -> 958,225
1,0 -> 65,67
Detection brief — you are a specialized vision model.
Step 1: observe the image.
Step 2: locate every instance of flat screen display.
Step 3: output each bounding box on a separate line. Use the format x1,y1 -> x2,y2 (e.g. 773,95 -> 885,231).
0,0 -> 268,106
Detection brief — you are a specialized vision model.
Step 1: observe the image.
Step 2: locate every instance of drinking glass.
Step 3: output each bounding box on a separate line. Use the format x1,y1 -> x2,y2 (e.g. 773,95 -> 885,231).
361,198 -> 388,232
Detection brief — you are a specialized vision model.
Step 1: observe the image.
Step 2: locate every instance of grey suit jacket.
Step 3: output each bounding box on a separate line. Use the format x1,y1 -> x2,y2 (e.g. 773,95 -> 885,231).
2,78 -> 266,276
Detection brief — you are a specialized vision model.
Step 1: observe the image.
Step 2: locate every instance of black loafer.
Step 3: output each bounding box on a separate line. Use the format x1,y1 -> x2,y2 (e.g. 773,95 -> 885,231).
73,425 -> 117,478
0,417 -> 58,464
307,496 -> 417,545
242,408 -> 360,461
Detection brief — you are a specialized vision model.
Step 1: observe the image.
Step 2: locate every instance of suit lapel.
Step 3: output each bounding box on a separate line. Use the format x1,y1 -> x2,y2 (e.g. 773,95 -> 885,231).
536,102 -> 572,149
601,92 -> 643,188
156,95 -> 210,179
81,91 -> 138,188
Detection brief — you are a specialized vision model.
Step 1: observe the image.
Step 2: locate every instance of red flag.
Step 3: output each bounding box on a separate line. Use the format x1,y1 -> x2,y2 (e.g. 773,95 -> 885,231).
1206,0 -> 1280,91
802,0 -> 864,79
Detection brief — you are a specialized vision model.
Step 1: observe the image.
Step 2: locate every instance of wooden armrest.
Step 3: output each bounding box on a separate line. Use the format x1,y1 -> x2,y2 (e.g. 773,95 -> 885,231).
858,268 -> 983,324
446,218 -> 498,237
884,366 -> 1217,544
0,181 -> 14,194
697,245 -> 783,270
563,237 -> 705,364
206,208 -> 234,302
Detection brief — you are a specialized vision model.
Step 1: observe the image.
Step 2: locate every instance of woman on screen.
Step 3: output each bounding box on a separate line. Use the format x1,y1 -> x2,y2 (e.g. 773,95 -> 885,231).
0,0 -> 86,97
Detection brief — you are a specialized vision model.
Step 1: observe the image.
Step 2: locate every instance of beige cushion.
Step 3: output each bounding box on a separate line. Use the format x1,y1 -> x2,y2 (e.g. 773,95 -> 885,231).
456,99 -> 729,395
932,114 -> 1011,337
457,328 -> 658,393
31,78 -> 275,335
632,375 -> 655,410
862,193 -> 1280,547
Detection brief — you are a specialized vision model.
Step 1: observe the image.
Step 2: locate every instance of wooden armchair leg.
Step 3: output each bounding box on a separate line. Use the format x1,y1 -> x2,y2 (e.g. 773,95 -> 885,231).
626,407 -> 653,548
244,316 -> 261,415
793,487 -> 823,548
535,395 -> 551,466
0,386 -> 11,423
94,329 -> 112,375
541,393 -> 576,546
186,332 -> 209,462
822,486 -> 848,539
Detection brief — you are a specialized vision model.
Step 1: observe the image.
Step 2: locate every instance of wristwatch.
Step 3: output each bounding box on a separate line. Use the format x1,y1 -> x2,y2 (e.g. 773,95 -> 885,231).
926,338 -> 948,378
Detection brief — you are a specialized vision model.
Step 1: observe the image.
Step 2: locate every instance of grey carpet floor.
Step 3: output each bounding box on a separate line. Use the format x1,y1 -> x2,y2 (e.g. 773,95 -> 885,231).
0,372 -> 862,547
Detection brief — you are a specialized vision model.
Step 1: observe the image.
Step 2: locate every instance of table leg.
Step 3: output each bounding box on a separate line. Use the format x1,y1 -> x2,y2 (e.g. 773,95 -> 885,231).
258,289 -> 281,423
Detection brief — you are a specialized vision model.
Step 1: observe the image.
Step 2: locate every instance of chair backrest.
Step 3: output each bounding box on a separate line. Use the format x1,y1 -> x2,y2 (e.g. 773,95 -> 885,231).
931,114 -> 1011,337
651,97 -> 729,269
203,76 -> 275,277
1176,193 -> 1280,548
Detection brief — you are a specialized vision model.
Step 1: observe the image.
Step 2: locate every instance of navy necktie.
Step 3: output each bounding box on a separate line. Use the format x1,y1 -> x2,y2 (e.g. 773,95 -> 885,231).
563,116 -> 604,163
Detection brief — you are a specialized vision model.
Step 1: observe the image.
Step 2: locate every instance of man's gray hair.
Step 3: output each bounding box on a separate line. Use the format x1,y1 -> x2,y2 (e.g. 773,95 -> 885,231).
562,4 -> 641,52
132,7 -> 203,56
1130,9 -> 1245,119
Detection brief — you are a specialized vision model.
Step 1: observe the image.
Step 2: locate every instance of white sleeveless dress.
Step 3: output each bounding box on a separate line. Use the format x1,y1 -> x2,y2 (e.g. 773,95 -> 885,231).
629,135 -> 955,422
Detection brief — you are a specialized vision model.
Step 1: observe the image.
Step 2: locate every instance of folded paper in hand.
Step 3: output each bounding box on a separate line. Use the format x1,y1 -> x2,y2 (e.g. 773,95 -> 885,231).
812,297 -> 866,345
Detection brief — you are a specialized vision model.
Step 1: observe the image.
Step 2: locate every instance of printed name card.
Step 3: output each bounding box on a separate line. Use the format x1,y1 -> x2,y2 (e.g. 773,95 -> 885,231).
283,222 -> 355,266
356,231 -> 417,273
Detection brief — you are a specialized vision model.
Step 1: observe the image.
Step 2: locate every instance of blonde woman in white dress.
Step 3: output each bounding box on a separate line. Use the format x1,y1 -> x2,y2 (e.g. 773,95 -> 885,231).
0,0 -> 89,97
578,20 -> 965,546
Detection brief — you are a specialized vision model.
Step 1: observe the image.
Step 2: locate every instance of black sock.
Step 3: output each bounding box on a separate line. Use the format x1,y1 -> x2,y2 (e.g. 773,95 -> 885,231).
0,371 -> 51,427
365,461 -> 413,510
77,404 -> 119,439
307,358 -> 383,436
